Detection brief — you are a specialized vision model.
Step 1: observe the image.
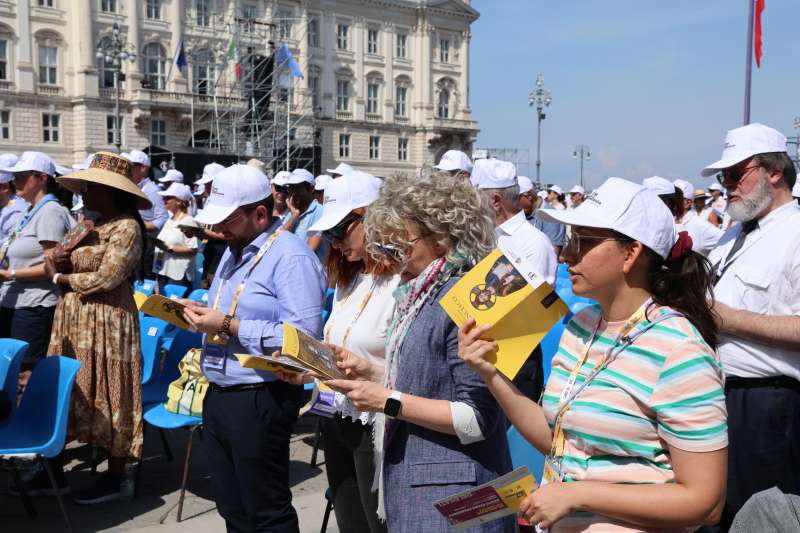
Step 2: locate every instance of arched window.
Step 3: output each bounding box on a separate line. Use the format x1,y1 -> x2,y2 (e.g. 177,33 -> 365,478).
97,37 -> 115,88
143,42 -> 166,90
436,78 -> 456,119
192,49 -> 214,94
395,75 -> 411,117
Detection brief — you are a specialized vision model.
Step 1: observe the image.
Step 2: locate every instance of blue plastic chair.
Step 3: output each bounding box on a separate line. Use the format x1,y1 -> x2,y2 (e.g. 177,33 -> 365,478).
162,284 -> 188,300
134,279 -> 157,296
142,329 -> 202,408
540,312 -> 573,384
507,424 -> 545,483
187,288 -> 209,304
321,287 -> 335,325
0,356 -> 81,531
193,253 -> 204,290
0,338 -> 28,423
140,317 -> 170,385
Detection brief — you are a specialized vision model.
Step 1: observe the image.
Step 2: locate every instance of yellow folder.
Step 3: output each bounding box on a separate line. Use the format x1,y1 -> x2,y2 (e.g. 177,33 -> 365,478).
439,249 -> 568,380
139,294 -> 192,330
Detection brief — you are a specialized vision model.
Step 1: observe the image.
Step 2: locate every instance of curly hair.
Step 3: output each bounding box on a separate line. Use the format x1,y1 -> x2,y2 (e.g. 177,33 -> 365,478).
364,171 -> 496,269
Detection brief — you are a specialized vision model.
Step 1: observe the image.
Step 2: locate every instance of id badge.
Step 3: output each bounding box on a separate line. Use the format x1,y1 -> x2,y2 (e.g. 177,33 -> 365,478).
203,343 -> 227,371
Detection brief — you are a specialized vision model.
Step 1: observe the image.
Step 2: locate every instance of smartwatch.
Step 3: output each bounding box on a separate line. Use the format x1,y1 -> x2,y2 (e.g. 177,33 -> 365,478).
383,390 -> 403,419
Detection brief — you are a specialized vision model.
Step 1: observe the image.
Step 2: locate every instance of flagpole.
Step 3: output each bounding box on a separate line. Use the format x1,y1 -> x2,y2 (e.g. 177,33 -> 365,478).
190,93 -> 196,148
743,0 -> 755,125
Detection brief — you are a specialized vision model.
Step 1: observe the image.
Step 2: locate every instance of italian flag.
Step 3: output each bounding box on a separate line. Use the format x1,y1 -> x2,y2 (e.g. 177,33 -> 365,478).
227,34 -> 241,80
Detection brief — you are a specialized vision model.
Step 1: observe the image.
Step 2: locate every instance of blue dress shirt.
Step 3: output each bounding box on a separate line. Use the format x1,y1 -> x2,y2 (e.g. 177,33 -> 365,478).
293,200 -> 328,260
138,178 -> 168,230
530,201 -> 566,247
0,196 -> 28,244
201,220 -> 327,386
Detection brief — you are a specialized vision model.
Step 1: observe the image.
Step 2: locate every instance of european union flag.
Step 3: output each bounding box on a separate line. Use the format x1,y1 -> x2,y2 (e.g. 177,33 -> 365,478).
276,42 -> 303,79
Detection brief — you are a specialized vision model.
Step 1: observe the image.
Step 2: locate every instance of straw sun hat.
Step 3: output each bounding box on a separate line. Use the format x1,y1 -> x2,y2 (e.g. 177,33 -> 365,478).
57,151 -> 152,210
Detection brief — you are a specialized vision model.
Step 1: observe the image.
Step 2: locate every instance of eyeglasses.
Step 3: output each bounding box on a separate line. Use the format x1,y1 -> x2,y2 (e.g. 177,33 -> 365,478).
564,232 -> 628,257
718,164 -> 761,186
274,185 -> 288,194
322,213 -> 362,243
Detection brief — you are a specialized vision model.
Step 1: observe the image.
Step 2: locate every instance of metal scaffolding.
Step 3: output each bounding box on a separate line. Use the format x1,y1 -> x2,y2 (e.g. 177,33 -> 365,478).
189,9 -> 317,174
473,147 -> 533,181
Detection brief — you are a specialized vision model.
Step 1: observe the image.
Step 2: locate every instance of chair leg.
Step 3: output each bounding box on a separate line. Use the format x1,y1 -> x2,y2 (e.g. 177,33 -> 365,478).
158,427 -> 174,462
176,425 -> 199,522
320,497 -> 333,533
40,456 -> 72,533
10,465 -> 37,518
134,423 -> 146,499
310,416 -> 323,467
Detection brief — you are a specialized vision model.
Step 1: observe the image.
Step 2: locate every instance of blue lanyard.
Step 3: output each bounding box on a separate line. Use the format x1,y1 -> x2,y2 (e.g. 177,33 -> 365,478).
11,194 -> 57,236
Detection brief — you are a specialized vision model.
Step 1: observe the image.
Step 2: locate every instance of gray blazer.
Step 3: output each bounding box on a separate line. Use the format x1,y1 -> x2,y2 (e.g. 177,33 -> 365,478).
383,276 -> 516,532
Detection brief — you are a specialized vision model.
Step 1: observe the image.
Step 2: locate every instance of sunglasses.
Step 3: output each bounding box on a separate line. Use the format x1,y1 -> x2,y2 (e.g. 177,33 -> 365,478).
322,213 -> 362,243
718,164 -> 761,186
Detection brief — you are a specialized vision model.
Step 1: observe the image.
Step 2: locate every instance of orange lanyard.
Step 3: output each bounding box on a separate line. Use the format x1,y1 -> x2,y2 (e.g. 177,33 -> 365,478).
543,303 -> 649,482
324,277 -> 378,348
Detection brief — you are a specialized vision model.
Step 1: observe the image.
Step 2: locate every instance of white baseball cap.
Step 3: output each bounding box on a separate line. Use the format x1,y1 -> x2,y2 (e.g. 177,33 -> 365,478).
195,164 -> 271,225
470,159 -> 517,189
708,182 -> 725,193
434,150 -> 473,173
126,149 -> 151,167
792,182 -> 800,198
569,185 -> 586,195
1,151 -> 56,177
537,190 -> 548,199
642,176 -> 676,196
702,123 -> 788,177
673,179 -> 694,201
325,162 -> 354,176
309,171 -> 382,232
547,184 -> 564,195
517,176 -> 534,195
71,198 -> 84,212
158,182 -> 194,203
0,153 -> 18,183
538,177 -> 677,259
315,174 -> 333,191
286,168 -> 315,186
272,170 -> 291,187
55,164 -> 72,176
72,153 -> 95,171
247,158 -> 267,174
196,162 -> 225,185
159,168 -> 184,183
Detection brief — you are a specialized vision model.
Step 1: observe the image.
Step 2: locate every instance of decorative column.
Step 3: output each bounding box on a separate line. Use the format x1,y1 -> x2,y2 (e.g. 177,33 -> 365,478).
125,0 -> 143,92
169,0 -> 187,92
383,21 -> 394,121
321,9 -> 334,118
16,0 -> 34,92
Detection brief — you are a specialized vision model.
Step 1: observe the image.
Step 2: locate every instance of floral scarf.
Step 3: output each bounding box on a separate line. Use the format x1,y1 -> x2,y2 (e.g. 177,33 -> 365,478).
372,256 -> 460,519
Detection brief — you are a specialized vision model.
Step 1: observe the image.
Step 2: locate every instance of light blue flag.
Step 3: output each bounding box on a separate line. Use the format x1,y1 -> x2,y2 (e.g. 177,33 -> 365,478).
276,42 -> 303,79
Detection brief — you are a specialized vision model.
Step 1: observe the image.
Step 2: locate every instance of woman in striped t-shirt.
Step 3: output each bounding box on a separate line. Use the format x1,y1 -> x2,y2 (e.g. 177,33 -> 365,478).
459,178 -> 727,533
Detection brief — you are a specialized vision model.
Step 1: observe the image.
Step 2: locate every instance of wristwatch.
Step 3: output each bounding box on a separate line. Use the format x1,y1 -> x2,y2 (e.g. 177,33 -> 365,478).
383,390 -> 403,419
219,314 -> 234,338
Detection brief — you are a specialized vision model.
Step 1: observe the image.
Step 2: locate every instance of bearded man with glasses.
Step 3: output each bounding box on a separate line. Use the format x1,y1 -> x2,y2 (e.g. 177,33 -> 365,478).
702,123 -> 800,530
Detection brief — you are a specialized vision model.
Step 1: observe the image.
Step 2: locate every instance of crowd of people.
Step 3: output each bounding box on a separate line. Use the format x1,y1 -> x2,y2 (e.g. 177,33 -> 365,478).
0,120 -> 798,532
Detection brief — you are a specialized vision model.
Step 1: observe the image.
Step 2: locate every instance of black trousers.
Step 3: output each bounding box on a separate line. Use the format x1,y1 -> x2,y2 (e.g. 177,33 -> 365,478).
720,376 -> 800,530
203,381 -> 303,533
323,415 -> 386,533
0,305 -> 56,364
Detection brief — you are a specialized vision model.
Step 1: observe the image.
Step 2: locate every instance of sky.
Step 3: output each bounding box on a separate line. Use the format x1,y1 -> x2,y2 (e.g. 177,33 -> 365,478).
469,1 -> 800,190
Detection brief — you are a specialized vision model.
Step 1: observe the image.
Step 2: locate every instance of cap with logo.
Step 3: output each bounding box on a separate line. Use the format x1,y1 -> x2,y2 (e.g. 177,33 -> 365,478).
158,182 -> 194,203
538,177 -> 677,259
642,176 -> 676,196
159,168 -> 184,183
309,171 -> 382,232
0,153 -> 19,183
196,162 -> 225,185
708,182 -> 725,193
126,149 -> 151,167
702,122 -> 788,177
272,170 -> 291,187
547,184 -> 564,196
470,159 -> 517,189
517,176 -> 534,195
325,162 -> 354,176
1,151 -> 56,177
434,150 -> 473,173
569,185 -> 586,195
195,164 -> 272,225
286,168 -> 315,186
315,174 -> 333,191
673,179 -> 694,201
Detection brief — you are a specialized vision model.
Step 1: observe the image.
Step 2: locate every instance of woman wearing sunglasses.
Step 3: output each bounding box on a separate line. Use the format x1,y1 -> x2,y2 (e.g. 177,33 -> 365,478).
324,172 -> 516,532
458,177 -> 727,532
279,171 -> 397,532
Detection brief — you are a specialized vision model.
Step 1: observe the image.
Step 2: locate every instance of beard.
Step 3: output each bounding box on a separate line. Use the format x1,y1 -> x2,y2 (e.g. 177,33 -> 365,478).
728,175 -> 772,222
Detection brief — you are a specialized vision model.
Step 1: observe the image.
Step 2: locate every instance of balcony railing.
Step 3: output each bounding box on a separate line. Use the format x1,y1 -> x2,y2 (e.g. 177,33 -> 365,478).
394,115 -> 410,125
0,80 -> 15,92
335,110 -> 353,120
36,85 -> 63,96
365,112 -> 382,123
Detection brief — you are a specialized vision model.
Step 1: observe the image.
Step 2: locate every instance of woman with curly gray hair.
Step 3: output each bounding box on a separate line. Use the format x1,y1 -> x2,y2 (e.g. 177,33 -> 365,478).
326,172 -> 516,532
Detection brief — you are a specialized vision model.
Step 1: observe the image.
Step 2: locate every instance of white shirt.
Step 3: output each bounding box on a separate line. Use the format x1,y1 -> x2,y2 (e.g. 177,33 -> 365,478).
326,272 -> 400,424
676,210 -> 723,257
153,214 -> 199,282
496,210 -> 558,285
708,201 -> 800,380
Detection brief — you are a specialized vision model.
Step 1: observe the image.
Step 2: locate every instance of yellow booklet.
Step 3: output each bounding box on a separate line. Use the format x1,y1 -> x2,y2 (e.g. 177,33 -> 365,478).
281,322 -> 346,380
236,353 -> 309,375
439,248 -> 568,380
139,294 -> 192,330
133,291 -> 148,310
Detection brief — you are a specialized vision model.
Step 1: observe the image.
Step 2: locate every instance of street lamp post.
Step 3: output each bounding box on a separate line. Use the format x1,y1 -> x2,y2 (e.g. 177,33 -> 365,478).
96,23 -> 136,154
573,144 -> 591,189
528,73 -> 552,184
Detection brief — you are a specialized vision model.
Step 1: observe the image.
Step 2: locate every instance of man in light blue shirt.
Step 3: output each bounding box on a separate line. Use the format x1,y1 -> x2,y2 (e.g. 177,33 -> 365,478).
0,169 -> 28,244
183,164 -> 325,532
282,168 -> 328,260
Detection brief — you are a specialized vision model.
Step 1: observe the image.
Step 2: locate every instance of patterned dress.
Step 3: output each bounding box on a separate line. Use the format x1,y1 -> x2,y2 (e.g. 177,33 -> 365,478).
47,216 -> 144,460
